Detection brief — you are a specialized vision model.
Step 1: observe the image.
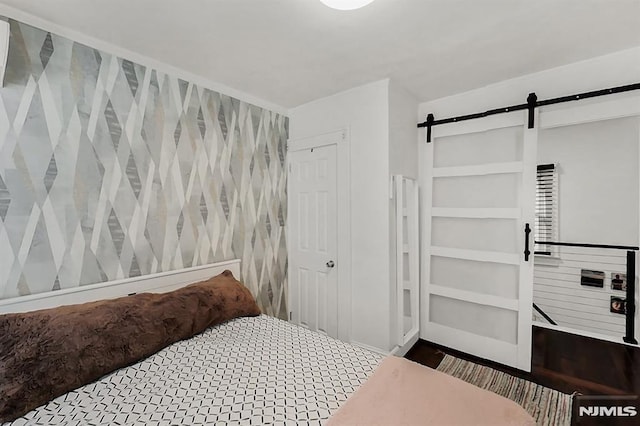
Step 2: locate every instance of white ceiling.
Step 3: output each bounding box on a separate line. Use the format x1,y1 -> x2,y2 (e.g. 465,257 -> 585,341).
0,0 -> 639,109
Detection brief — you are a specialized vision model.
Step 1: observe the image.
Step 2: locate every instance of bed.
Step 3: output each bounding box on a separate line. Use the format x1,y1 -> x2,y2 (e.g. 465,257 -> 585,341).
0,260 -> 535,425
5,315 -> 382,425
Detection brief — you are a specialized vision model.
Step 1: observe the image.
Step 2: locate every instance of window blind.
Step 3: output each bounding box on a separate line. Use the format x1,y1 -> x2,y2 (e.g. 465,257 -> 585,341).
535,164 -> 558,255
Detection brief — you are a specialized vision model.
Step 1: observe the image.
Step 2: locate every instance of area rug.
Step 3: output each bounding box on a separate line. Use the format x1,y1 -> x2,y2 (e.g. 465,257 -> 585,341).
436,355 -> 573,426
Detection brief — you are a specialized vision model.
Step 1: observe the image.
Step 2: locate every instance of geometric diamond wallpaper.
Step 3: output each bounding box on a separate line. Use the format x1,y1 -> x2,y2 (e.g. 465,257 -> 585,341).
0,19 -> 288,318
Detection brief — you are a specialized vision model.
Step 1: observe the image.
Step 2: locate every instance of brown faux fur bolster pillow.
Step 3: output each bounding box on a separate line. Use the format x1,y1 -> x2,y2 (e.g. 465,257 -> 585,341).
0,270 -> 260,422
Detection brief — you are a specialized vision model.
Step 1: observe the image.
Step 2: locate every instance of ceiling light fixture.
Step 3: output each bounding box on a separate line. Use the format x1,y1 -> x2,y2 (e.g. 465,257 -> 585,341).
319,0 -> 375,11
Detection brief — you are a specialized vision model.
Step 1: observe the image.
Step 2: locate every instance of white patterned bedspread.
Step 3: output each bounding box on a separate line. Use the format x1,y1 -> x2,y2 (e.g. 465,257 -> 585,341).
8,315 -> 383,426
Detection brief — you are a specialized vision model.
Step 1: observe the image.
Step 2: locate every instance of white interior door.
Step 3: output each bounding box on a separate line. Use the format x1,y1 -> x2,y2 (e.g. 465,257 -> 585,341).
288,144 -> 338,337
421,112 -> 536,371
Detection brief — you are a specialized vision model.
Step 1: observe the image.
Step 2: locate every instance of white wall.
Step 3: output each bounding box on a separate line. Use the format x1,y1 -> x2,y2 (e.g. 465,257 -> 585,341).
534,116 -> 639,339
388,80 -> 419,348
289,79 -> 392,352
538,117 -> 639,245
389,81 -> 419,178
418,47 -> 640,120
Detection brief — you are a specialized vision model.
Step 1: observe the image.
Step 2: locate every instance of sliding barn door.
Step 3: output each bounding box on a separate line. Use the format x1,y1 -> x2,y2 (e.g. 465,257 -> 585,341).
421,112 -> 536,371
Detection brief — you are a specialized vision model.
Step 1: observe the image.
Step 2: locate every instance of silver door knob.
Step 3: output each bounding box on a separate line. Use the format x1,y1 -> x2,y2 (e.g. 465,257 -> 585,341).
326,260 -> 335,268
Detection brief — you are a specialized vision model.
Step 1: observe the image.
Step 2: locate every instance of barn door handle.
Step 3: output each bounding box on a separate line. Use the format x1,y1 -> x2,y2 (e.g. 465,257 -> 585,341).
326,260 -> 335,268
524,223 -> 531,262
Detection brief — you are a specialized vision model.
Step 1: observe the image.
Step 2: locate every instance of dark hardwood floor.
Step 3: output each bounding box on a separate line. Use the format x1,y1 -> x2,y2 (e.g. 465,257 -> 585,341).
405,326 -> 640,425
405,326 -> 639,396
531,327 -> 639,396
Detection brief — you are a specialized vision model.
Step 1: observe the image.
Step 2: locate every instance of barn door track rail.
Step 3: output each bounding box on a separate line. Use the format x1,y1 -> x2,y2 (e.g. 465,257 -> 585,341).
418,82 -> 640,142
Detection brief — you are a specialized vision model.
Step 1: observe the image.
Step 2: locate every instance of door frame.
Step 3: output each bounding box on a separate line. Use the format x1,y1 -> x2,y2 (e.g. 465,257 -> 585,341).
287,129 -> 351,342
419,111 -> 536,371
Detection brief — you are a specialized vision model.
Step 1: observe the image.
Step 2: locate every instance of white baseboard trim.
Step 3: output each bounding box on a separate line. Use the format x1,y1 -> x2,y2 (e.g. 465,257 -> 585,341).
350,334 -> 421,357
390,332 -> 420,357
350,340 -> 392,356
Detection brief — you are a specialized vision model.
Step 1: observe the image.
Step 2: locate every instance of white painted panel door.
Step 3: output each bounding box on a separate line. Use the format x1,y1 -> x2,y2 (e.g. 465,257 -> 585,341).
289,144 -> 338,337
422,112 -> 536,371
